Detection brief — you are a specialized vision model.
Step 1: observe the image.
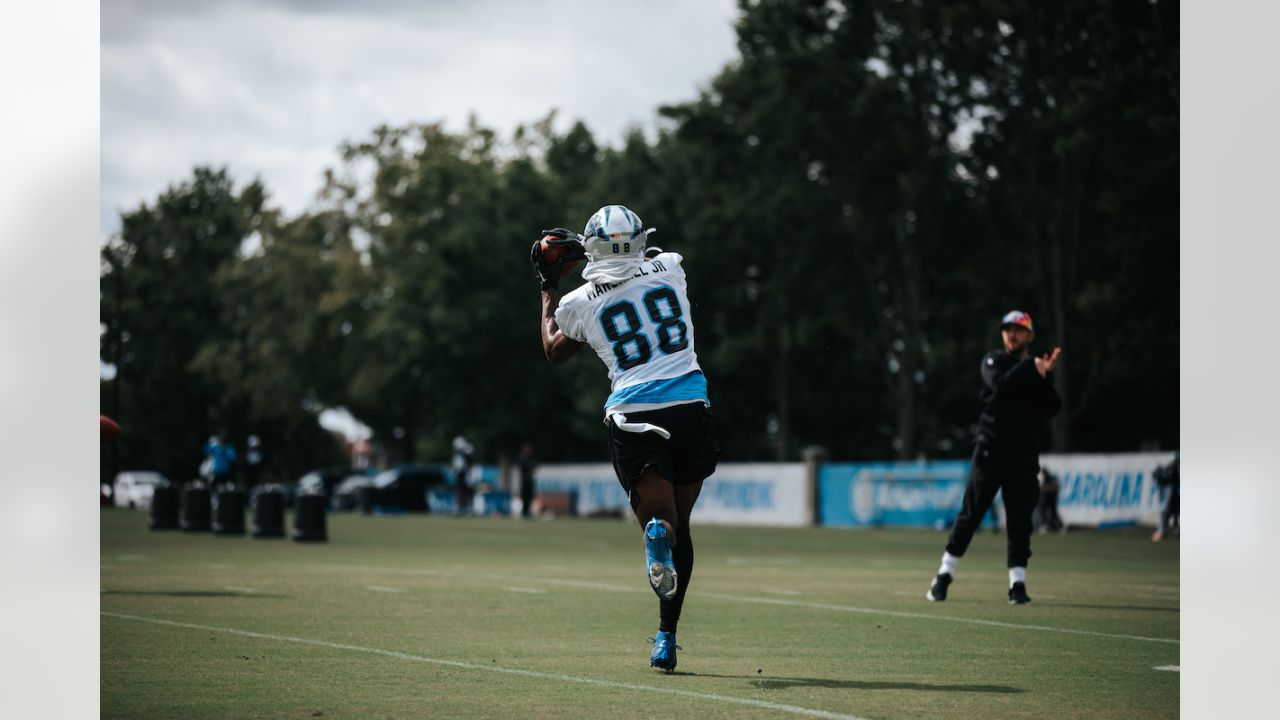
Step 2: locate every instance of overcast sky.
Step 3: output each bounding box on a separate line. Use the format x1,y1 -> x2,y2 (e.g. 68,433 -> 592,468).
101,0 -> 741,239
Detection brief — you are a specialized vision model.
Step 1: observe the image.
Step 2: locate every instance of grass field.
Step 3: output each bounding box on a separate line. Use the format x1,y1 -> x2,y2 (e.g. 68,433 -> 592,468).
101,509 -> 1178,719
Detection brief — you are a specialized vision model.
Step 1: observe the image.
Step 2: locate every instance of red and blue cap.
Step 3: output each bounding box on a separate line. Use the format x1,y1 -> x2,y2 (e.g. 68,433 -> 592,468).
1000,310 -> 1034,332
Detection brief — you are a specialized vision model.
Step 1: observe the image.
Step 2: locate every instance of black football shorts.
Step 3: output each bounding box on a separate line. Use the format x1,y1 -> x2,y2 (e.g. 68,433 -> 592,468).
608,401 -> 720,497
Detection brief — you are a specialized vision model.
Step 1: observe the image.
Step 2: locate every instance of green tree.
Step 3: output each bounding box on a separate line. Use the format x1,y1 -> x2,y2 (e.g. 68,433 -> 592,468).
321,120 -> 594,463
190,207 -> 354,478
655,0 -> 987,459
956,0 -> 1179,450
101,167 -> 260,481
103,0 -> 1179,472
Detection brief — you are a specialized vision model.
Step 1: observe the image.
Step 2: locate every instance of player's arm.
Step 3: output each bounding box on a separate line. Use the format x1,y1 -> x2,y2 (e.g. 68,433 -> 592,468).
539,289 -> 585,365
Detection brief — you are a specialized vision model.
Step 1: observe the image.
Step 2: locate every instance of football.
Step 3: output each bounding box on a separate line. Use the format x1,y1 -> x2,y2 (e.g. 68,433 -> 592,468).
540,237 -> 583,276
101,415 -> 123,443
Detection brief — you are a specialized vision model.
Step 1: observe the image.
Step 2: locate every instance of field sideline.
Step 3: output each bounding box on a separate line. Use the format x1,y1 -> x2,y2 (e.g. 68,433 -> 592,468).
101,509 -> 1178,719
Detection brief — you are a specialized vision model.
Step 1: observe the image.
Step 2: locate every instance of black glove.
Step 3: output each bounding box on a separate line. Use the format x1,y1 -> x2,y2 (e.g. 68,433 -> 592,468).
530,229 -> 586,291
542,227 -> 581,243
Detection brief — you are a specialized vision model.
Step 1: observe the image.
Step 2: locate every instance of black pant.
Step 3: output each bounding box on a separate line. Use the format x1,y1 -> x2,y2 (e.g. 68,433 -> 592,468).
454,470 -> 471,514
946,447 -> 1040,568
519,472 -> 534,517
211,472 -> 233,490
1035,489 -> 1063,532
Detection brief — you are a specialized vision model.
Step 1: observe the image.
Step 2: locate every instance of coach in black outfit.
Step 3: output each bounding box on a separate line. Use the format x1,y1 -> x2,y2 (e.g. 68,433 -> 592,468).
928,310 -> 1062,605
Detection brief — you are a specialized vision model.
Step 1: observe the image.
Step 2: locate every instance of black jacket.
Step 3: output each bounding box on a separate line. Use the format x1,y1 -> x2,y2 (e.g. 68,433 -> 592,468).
974,350 -> 1062,467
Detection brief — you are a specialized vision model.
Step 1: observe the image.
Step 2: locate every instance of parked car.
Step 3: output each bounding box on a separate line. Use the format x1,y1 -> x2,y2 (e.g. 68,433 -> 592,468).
371,464 -> 449,512
333,465 -> 450,512
113,471 -> 171,509
332,474 -> 375,511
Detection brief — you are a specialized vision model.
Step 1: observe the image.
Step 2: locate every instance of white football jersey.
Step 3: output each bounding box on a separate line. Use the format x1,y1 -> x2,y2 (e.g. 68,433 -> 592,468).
555,251 -> 708,414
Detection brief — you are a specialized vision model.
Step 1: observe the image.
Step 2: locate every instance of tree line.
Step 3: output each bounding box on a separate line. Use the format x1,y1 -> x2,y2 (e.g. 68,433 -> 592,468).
100,0 -> 1178,483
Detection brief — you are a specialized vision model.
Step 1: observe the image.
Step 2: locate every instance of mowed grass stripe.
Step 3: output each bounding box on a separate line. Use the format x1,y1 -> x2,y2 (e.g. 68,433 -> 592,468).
102,612 -> 870,720
290,562 -> 1179,645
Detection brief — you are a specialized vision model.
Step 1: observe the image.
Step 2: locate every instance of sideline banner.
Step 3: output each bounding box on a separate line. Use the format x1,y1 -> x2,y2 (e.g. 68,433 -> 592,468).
819,453 -> 1177,528
694,463 -> 807,526
818,461 -> 990,528
1039,452 -> 1176,527
532,465 -> 628,516
533,463 -> 809,526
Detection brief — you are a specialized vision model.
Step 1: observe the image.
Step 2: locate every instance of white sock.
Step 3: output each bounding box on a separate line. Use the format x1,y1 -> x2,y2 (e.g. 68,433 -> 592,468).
1009,567 -> 1026,587
938,552 -> 960,576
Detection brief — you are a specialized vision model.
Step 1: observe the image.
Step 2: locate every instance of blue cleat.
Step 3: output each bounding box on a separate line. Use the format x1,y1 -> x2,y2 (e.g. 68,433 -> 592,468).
644,518 -> 678,600
649,631 -> 680,672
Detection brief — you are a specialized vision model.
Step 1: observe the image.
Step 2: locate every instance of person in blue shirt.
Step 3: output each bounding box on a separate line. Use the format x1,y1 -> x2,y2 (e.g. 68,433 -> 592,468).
203,431 -> 238,488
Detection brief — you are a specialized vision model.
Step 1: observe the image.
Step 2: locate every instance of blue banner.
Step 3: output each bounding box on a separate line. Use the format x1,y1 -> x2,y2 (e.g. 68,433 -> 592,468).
819,460 -> 996,528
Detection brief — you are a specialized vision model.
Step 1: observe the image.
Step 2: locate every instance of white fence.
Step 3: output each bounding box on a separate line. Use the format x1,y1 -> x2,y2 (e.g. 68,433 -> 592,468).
1040,452 -> 1177,527
533,462 -> 809,526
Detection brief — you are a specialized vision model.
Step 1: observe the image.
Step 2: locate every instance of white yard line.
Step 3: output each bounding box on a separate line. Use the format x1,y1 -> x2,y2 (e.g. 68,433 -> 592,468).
506,587 -> 547,594
697,592 -> 1178,645
1154,665 -> 1179,672
298,563 -> 1178,645
364,586 -> 405,593
101,612 -> 868,720
223,586 -> 257,594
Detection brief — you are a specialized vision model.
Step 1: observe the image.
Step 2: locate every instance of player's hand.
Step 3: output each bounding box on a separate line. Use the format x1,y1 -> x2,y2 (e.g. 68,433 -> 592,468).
530,231 -> 585,292
1035,347 -> 1062,377
530,239 -> 560,291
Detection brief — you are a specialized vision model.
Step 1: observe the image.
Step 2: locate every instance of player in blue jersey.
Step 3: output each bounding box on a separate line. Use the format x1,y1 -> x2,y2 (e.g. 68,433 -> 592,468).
531,205 -> 719,673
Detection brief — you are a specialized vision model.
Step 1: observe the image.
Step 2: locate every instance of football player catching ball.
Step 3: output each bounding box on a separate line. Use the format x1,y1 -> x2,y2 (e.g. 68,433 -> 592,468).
530,205 -> 720,673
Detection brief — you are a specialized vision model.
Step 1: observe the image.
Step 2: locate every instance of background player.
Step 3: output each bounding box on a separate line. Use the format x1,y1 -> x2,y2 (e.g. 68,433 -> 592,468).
530,205 -> 719,672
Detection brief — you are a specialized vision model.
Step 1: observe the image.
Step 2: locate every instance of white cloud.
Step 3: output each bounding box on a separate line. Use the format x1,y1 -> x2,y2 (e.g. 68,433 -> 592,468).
101,0 -> 740,237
